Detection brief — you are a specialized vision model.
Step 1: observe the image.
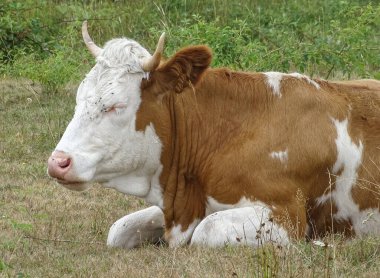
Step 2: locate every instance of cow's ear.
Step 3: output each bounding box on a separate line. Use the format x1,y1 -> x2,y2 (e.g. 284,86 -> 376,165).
150,46 -> 212,94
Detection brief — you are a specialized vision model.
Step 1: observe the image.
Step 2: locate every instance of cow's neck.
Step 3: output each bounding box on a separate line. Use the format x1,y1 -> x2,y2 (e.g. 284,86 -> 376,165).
154,70 -> 268,230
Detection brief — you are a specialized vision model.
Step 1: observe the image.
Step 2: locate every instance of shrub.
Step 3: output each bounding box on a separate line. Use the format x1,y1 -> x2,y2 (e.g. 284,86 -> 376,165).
0,0 -> 59,63
0,0 -> 379,91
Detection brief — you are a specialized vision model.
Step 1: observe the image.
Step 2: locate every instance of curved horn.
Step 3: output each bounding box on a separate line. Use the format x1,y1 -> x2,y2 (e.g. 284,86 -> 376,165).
82,21 -> 102,57
142,33 -> 165,72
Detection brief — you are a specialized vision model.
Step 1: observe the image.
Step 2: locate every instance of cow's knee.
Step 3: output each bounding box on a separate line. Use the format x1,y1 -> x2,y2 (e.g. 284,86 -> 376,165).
190,206 -> 290,247
107,206 -> 165,249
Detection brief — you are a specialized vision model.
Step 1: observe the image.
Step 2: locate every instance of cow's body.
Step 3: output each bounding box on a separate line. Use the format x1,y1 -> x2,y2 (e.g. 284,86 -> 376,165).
48,22 -> 380,248
137,69 -> 380,244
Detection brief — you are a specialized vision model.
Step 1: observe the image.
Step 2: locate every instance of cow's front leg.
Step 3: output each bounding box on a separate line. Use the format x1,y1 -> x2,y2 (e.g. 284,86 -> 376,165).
190,206 -> 290,247
165,219 -> 200,247
165,220 -> 200,247
107,206 -> 165,249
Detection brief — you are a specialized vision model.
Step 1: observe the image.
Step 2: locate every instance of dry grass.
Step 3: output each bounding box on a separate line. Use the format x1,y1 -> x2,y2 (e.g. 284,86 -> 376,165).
1,79 -> 380,277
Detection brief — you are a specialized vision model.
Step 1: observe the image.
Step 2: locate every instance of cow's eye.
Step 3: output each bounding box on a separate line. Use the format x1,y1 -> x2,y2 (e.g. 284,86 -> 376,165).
104,107 -> 116,113
102,103 -> 127,114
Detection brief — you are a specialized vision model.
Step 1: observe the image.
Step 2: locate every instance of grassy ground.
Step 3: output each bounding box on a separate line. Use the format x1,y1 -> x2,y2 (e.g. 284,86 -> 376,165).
1,80 -> 380,277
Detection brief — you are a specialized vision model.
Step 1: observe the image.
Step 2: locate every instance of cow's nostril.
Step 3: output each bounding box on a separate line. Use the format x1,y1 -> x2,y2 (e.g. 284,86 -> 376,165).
58,158 -> 71,168
47,151 -> 73,180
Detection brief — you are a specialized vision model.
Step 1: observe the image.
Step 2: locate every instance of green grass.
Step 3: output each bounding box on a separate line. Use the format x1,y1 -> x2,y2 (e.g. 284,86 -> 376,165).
1,0 -> 380,276
1,0 -> 379,91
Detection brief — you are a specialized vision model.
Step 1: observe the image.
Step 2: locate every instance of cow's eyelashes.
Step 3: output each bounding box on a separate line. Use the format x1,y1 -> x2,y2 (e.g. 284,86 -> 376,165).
104,107 -> 117,113
101,103 -> 127,114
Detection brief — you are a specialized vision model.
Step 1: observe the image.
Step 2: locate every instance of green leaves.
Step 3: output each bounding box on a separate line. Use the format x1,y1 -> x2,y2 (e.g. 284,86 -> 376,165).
151,1 -> 379,78
0,1 -> 58,63
0,0 -> 379,92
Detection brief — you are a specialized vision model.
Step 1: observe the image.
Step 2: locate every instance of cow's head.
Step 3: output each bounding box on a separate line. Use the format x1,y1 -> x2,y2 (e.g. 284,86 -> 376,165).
47,22 -> 211,196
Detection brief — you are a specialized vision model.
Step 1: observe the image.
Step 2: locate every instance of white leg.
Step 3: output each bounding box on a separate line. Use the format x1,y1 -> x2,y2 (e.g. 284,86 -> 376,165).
190,206 -> 289,247
166,219 -> 200,248
107,206 -> 165,249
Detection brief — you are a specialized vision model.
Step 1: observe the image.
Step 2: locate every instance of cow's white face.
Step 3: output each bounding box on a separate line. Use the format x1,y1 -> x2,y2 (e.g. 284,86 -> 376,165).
48,37 -> 162,196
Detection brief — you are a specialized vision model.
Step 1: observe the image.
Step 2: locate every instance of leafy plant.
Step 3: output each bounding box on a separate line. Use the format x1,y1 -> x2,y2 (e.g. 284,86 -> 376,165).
0,1 -> 59,63
0,0 -> 379,92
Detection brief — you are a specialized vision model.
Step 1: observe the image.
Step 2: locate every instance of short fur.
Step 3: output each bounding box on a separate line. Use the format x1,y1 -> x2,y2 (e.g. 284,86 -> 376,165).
138,45 -> 380,240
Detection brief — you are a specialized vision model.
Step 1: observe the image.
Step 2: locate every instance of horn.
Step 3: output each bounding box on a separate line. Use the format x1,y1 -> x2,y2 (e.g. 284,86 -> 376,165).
82,21 -> 102,57
141,33 -> 165,72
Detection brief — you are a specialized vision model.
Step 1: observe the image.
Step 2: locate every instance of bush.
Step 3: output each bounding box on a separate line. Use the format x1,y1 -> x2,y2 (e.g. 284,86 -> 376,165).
0,1 -> 59,63
0,0 -> 379,91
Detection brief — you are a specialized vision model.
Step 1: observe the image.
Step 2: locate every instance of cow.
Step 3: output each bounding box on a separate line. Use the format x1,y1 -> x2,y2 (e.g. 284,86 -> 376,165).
47,21 -> 380,248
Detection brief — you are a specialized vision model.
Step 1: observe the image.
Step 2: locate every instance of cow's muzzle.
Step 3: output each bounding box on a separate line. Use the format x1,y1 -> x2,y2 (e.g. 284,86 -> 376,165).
47,151 -> 73,182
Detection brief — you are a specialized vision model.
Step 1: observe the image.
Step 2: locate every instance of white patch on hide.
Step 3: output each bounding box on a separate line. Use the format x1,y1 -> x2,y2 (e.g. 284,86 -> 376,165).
316,118 -> 380,235
168,219 -> 200,247
288,72 -> 320,89
270,149 -> 288,164
107,206 -> 164,249
264,72 -> 283,97
191,206 -> 289,247
264,72 -> 320,97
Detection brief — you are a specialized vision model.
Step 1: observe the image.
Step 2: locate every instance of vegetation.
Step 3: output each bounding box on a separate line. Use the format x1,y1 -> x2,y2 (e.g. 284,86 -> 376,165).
1,0 -> 380,277
1,0 -> 379,92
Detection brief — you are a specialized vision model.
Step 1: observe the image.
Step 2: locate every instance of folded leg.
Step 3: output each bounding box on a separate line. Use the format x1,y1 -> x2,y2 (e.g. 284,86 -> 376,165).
190,206 -> 289,247
107,206 -> 165,249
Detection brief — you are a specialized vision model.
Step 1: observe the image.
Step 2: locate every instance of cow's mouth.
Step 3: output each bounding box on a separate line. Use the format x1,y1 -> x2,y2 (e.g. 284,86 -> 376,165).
54,178 -> 90,191
55,178 -> 89,191
56,178 -> 83,185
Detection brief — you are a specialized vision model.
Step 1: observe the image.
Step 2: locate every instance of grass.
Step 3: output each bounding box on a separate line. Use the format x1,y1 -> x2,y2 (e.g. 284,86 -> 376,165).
1,80 -> 380,277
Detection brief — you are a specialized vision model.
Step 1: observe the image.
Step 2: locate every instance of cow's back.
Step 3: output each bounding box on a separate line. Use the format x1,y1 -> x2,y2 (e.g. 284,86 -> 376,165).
193,72 -> 380,238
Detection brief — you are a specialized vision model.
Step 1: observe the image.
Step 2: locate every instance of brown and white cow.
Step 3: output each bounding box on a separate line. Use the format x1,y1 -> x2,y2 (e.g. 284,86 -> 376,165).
47,21 -> 380,248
